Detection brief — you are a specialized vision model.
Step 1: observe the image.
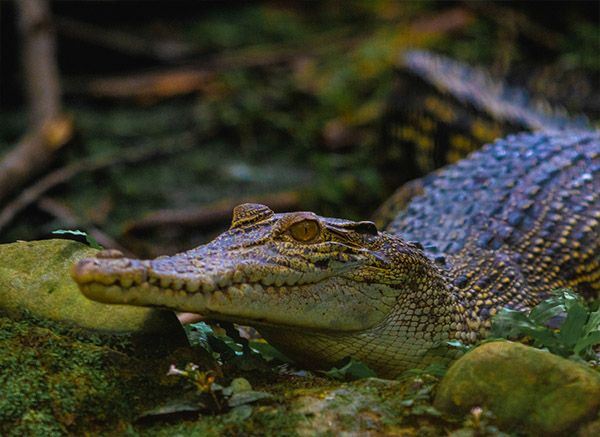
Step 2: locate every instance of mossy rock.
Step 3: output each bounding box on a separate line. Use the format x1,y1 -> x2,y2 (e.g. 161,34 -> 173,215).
434,340 -> 600,435
0,314 -> 210,435
0,239 -> 216,434
0,239 -> 186,348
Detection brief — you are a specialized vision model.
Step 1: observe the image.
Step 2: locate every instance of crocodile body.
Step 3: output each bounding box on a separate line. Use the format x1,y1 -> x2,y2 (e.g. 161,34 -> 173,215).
382,51 -> 590,184
71,53 -> 600,377
390,131 -> 600,313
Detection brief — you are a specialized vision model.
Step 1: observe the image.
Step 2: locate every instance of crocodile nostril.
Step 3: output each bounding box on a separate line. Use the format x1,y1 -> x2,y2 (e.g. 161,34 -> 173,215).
96,249 -> 125,259
71,258 -> 97,283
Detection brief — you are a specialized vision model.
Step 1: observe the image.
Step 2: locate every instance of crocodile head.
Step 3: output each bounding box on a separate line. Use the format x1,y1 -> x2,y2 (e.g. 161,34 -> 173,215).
72,203 -> 462,374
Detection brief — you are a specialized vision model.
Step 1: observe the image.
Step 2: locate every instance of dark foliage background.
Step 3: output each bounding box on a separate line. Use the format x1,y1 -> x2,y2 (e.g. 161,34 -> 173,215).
1,0 -> 598,256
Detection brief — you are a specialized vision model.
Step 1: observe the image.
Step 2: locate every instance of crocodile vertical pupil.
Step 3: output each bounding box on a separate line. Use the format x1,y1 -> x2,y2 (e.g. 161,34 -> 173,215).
289,220 -> 320,242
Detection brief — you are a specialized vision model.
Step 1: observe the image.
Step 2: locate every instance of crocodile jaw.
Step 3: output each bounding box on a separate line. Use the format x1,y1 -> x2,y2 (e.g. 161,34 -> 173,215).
71,252 -> 396,332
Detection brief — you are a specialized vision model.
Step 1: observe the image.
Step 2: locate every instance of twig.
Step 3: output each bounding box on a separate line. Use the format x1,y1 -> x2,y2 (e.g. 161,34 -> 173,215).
80,69 -> 215,101
0,135 -> 194,233
408,6 -> 473,34
67,7 -> 472,101
0,0 -> 71,202
68,28 -> 359,100
177,313 -> 204,325
125,191 -> 301,234
0,116 -> 73,202
37,196 -> 135,257
55,16 -> 193,62
466,1 -> 561,50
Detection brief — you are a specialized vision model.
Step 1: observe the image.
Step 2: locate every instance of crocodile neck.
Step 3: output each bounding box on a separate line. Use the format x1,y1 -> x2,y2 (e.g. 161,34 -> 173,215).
258,259 -> 471,375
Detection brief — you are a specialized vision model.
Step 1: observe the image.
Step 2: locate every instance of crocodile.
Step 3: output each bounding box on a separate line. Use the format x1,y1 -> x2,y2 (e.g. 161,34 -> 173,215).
71,52 -> 599,376
375,50 -> 593,227
72,129 -> 600,377
382,50 -> 591,182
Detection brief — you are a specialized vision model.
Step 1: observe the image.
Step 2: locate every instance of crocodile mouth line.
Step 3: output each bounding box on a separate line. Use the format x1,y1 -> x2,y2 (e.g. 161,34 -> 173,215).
78,278 -> 289,301
75,271 -> 325,296
76,277 -> 315,315
72,256 -> 330,294
77,280 -> 356,333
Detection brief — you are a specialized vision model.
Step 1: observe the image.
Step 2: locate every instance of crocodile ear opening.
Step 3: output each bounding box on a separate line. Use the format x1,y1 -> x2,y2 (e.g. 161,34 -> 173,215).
230,203 -> 274,229
331,220 -> 378,236
328,220 -> 379,237
351,221 -> 379,236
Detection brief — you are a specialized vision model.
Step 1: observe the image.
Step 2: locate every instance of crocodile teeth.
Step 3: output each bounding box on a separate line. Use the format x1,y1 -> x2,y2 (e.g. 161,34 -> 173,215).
202,278 -> 216,293
213,291 -> 226,304
120,277 -> 133,288
172,278 -> 184,290
284,273 -> 302,286
96,275 -> 117,286
217,276 -> 232,288
232,270 -> 245,283
186,279 -> 200,292
261,275 -> 275,286
240,283 -> 255,294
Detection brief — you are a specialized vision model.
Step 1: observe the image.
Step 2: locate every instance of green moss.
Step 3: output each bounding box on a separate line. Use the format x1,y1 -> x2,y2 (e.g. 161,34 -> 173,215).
435,341 -> 600,435
137,404 -> 305,436
0,239 -> 186,342
0,308 -> 503,436
0,313 -> 206,435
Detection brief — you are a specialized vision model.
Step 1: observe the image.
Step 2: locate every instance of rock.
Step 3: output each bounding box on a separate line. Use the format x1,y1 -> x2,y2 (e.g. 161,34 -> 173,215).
0,239 -> 216,435
0,311 -> 209,435
434,340 -> 600,435
0,239 -> 187,347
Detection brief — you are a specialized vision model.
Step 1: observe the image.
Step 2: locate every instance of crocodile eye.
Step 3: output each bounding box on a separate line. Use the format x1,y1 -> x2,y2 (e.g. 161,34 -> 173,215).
289,220 -> 320,242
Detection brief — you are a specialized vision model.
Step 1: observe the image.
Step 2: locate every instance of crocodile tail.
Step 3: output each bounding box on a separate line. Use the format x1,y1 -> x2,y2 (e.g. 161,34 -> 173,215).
401,50 -> 590,132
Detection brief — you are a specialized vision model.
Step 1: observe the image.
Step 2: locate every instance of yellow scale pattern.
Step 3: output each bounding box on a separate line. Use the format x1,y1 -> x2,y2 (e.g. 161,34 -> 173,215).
388,131 -> 600,335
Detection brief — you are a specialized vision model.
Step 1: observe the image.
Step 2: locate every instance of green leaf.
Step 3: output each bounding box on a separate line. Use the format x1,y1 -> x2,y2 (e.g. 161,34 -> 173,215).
224,405 -> 253,422
249,340 -> 293,363
421,362 -> 448,378
446,339 -> 473,353
528,299 -> 566,325
186,321 -> 216,352
410,405 -> 442,417
490,289 -> 597,360
322,357 -> 377,380
52,229 -> 103,250
583,310 -> 600,336
446,339 -> 465,348
136,401 -> 203,420
490,308 -> 535,338
227,391 -> 272,407
558,301 -> 588,347
574,331 -> 600,355
229,378 -> 252,394
398,363 -> 447,381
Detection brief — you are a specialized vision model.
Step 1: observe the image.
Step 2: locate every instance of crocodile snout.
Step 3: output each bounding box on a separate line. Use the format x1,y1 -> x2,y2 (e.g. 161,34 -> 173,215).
71,255 -> 148,287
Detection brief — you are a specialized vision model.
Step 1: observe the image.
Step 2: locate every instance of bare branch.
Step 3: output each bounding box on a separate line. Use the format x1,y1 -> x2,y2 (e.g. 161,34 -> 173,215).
18,0 -> 61,126
0,135 -> 194,233
55,16 -> 193,62
125,191 -> 301,234
0,0 -> 70,202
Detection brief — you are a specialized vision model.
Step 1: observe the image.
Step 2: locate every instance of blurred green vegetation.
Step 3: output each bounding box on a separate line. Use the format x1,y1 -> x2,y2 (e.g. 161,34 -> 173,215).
0,1 -> 598,255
